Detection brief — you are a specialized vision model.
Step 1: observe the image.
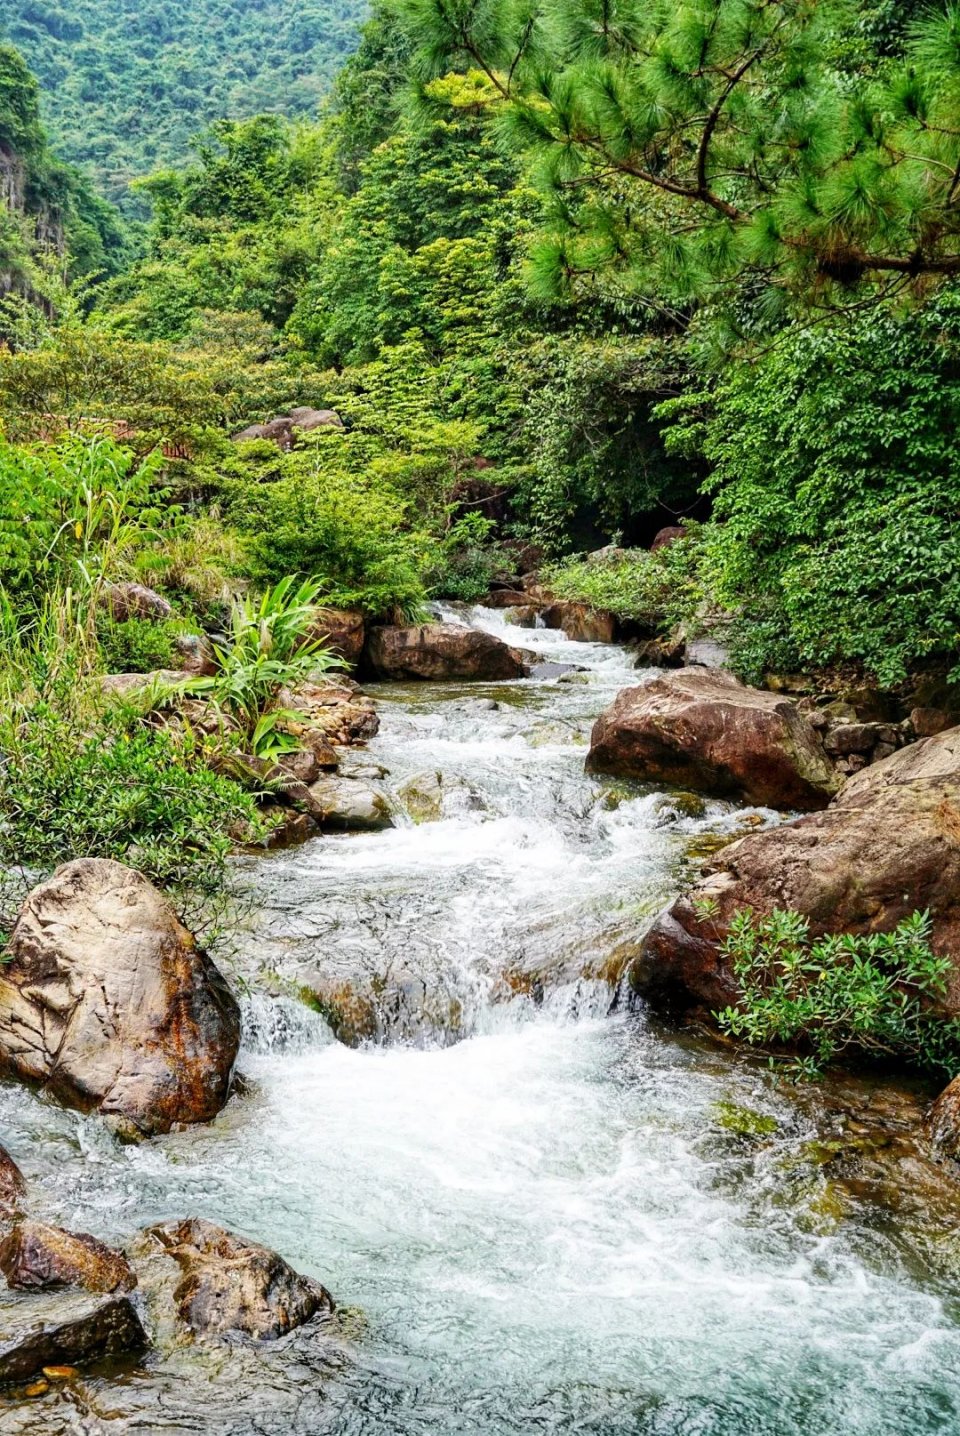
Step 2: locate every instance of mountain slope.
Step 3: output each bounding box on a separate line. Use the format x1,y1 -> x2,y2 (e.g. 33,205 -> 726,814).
0,0 -> 367,211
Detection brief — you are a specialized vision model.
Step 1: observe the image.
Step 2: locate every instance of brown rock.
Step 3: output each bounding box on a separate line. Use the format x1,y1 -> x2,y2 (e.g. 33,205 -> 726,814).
100,583 -> 172,623
0,1293 -> 146,1384
928,1075 -> 960,1161
483,590 -> 532,609
0,1221 -> 135,1294
365,623 -> 529,682
911,707 -> 954,739
310,608 -> 365,668
0,860 -> 241,1138
631,726 -> 960,1016
823,723 -> 877,756
650,526 -> 686,551
279,679 -> 379,746
145,1218 -> 333,1340
587,669 -> 838,811
303,775 -> 394,831
0,1145 -> 25,1226
540,602 -> 616,644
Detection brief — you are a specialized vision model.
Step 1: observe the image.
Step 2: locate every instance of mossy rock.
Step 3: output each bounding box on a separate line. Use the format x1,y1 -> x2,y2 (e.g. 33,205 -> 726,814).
710,1100 -> 779,1138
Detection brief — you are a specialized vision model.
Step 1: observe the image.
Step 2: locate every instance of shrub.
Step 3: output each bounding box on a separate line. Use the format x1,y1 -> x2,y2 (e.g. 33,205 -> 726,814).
0,705 -> 268,936
96,616 -> 182,674
543,537 -> 704,631
221,445 -> 429,618
715,908 -> 960,1080
186,575 -> 342,757
424,513 -> 511,603
662,292 -> 960,686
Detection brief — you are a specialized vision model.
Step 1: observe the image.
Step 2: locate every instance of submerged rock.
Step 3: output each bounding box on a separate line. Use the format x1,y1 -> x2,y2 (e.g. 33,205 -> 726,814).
140,1219 -> 333,1341
397,770 -> 483,824
631,725 -> 960,1017
0,1292 -> 146,1384
364,623 -> 529,682
587,669 -> 838,811
0,1222 -> 135,1295
0,860 -> 241,1138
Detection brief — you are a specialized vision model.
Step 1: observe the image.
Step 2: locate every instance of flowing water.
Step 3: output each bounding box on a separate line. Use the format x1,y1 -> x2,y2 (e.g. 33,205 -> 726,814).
4,608 -> 960,1434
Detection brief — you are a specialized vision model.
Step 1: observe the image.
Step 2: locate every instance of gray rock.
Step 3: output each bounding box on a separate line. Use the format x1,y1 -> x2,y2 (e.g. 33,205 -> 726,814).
0,1291 -> 146,1383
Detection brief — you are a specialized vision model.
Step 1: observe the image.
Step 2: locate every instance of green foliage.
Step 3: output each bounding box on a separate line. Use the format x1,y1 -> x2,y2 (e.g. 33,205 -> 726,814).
662,292 -> 960,685
187,576 -> 342,750
0,703 -> 265,927
0,44 -> 131,306
96,615 -> 181,674
221,440 -> 431,618
0,434 -> 164,597
424,513 -> 509,601
715,908 -> 960,1080
0,1 -> 366,214
544,539 -> 704,631
399,0 -> 960,319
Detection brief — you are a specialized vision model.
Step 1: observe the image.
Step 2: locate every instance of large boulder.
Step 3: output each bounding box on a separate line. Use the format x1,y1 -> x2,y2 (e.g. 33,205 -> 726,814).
140,1219 -> 333,1340
100,582 -> 172,623
540,602 -> 616,644
310,608 -> 365,668
364,624 -> 529,682
0,1221 -> 135,1294
0,860 -> 241,1138
631,726 -> 960,1016
587,669 -> 838,810
0,1292 -> 146,1383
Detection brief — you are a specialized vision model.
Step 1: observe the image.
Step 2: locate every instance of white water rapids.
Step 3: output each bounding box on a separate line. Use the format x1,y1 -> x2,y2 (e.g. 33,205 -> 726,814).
3,607 -> 960,1434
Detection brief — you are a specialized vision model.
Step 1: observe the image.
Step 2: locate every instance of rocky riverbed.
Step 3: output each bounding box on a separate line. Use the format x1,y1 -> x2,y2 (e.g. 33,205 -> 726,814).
2,607 -> 960,1434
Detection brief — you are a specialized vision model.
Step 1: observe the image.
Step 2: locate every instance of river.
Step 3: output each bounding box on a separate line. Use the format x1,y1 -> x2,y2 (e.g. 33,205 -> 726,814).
3,607 -> 960,1433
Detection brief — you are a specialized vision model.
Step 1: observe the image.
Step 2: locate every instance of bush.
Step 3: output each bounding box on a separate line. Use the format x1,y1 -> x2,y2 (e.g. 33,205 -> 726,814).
715,908 -> 960,1080
662,292 -> 960,686
96,616 -> 182,673
424,513 -> 511,603
221,444 -> 429,618
0,704 -> 268,935
543,537 -> 704,630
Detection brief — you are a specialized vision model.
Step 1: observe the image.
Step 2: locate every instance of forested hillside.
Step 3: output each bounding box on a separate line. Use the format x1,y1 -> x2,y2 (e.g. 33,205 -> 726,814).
0,0 -> 367,210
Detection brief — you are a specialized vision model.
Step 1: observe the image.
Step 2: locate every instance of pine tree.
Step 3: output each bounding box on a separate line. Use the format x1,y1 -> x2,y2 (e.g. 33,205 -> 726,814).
396,0 -> 960,311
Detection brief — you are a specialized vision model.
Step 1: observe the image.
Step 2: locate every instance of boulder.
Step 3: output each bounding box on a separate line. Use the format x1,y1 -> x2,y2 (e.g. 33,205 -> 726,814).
0,1221 -> 135,1294
540,602 -> 616,644
631,726 -> 960,1017
310,608 -> 365,668
0,1292 -> 146,1383
303,775 -> 394,831
0,1146 -> 25,1226
651,526 -> 686,551
0,859 -> 241,1138
173,632 -> 218,677
289,406 -> 343,432
143,1219 -> 333,1340
365,624 -> 529,682
928,1076 -> 960,1162
483,589 -> 531,609
586,669 -> 838,810
911,707 -> 954,739
278,678 -> 379,746
99,583 -> 172,623
396,770 -> 482,824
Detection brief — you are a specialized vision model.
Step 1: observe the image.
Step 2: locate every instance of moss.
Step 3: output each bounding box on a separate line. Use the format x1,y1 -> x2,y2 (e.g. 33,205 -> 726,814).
710,1100 -> 779,1138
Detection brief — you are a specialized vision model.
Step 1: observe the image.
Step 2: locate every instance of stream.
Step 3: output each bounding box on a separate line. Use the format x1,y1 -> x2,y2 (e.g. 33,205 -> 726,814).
3,607 -> 960,1433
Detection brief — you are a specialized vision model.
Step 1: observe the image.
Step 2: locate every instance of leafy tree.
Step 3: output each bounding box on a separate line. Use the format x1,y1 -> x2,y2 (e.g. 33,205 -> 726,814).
661,288 -> 960,685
